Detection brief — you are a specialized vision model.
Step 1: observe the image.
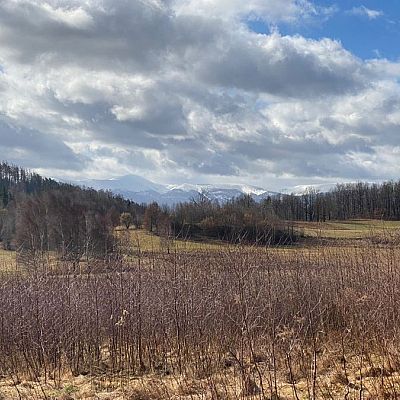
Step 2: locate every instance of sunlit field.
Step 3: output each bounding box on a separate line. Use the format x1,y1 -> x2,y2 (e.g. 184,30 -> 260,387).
295,219 -> 400,240
1,220 -> 400,271
116,227 -> 228,252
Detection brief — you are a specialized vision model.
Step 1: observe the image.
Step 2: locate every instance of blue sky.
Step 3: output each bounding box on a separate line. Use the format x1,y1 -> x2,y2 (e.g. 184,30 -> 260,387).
248,1 -> 400,61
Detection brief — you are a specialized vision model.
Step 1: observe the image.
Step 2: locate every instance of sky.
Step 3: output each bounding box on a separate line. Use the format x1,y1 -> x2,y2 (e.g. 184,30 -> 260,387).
0,0 -> 400,190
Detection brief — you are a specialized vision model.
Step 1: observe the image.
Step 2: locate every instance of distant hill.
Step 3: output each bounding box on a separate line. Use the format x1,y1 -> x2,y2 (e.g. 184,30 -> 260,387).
280,183 -> 338,196
76,175 -> 166,194
75,175 -> 280,205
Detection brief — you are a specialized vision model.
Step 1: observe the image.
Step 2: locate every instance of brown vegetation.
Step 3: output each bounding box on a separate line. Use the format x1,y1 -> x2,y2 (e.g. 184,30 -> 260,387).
1,241 -> 400,398
4,163 -> 400,398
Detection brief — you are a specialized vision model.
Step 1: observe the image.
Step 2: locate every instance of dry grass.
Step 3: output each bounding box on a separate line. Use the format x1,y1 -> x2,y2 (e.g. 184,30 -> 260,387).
1,243 -> 400,398
118,221 -> 400,252
0,249 -> 16,273
295,219 -> 400,239
1,352 -> 400,399
2,222 -> 400,398
116,227 -> 228,253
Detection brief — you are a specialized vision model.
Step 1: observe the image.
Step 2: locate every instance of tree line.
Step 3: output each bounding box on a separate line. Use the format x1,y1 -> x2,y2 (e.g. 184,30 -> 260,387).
0,162 -> 144,259
138,180 -> 400,244
269,181 -> 400,222
141,194 -> 297,245
3,161 -> 400,257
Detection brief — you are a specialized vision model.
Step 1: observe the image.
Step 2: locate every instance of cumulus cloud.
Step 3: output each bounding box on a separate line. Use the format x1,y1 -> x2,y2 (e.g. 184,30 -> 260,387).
0,0 -> 399,187
192,33 -> 367,97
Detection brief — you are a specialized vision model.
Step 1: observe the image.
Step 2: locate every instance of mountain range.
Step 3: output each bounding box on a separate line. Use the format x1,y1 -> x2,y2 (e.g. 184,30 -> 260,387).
74,175 -> 281,205
73,175 -> 339,205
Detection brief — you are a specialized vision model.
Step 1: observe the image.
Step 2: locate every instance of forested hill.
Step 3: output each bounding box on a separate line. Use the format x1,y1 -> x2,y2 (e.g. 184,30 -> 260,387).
0,162 -> 144,254
0,162 -> 61,207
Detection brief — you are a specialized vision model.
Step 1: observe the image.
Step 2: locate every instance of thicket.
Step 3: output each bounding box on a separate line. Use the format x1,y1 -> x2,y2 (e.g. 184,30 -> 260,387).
144,195 -> 297,245
1,245 -> 400,398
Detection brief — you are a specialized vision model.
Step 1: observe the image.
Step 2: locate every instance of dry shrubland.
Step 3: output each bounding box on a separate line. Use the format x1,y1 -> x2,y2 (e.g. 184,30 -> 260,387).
1,242 -> 400,399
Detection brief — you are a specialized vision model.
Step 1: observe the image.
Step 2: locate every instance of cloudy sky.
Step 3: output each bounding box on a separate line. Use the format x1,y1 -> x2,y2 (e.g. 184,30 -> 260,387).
1,0 -> 400,190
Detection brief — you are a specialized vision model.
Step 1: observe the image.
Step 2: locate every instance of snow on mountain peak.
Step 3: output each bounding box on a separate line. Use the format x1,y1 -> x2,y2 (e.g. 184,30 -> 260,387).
75,175 -> 281,205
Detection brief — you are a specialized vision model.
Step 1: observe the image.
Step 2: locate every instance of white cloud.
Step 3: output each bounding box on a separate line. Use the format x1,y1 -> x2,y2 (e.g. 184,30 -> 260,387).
173,0 -> 318,23
348,5 -> 384,20
0,0 -> 399,188
2,0 -> 94,28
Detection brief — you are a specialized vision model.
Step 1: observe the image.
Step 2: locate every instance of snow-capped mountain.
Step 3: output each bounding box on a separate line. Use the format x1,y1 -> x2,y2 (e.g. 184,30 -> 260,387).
76,175 -> 166,194
75,175 -> 279,205
280,183 -> 337,196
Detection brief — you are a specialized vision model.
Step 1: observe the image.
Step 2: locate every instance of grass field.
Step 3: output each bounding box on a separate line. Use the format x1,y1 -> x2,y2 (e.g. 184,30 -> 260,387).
2,220 -> 400,272
120,220 -> 400,252
1,356 -> 399,400
295,219 -> 400,239
116,227 -> 228,253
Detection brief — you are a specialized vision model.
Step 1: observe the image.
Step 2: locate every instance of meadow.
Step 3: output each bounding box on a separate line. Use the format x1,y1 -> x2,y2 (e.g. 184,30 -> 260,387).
0,221 -> 400,399
118,219 -> 400,253
116,227 -> 228,253
295,219 -> 400,240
